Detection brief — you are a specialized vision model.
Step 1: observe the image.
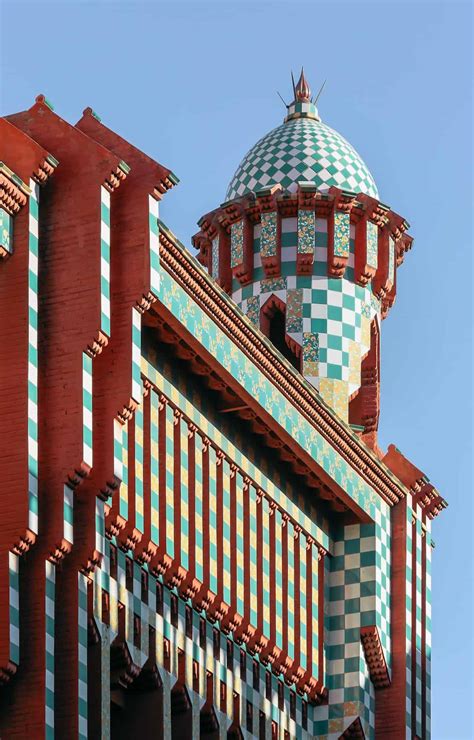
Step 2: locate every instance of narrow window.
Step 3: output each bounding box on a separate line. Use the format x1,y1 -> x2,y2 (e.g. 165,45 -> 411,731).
170,593 -> 178,628
185,605 -> 193,638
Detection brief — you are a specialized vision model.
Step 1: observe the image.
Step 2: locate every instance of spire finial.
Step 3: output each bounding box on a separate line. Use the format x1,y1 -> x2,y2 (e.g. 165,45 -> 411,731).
295,68 -> 311,103
284,69 -> 321,123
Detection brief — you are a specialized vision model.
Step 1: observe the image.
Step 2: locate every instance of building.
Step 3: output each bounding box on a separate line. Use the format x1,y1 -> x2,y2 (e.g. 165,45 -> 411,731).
0,73 -> 446,739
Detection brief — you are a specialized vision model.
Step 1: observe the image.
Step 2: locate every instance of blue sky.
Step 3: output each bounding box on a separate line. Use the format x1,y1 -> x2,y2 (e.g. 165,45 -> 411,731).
1,1 -> 472,737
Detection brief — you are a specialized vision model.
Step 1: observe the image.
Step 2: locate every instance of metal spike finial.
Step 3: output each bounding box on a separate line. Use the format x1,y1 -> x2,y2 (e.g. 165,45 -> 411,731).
313,79 -> 327,105
276,91 -> 289,109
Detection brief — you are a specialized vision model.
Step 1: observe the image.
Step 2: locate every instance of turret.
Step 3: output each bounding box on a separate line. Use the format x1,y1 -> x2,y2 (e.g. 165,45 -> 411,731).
193,72 -> 413,444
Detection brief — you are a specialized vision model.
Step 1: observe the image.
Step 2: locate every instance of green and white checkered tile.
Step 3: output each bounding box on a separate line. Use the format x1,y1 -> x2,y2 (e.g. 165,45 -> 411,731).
28,180 -> 40,534
78,572 -> 88,740
132,307 -> 142,406
100,186 -> 111,337
82,352 -> 93,469
426,521 -> 432,739
405,496 -> 414,736
375,505 -> 392,671
9,552 -> 20,666
314,521 -> 383,739
45,560 -> 56,739
63,484 -> 74,546
415,514 -> 423,737
226,116 -> 378,201
0,207 -> 13,253
149,195 -> 161,295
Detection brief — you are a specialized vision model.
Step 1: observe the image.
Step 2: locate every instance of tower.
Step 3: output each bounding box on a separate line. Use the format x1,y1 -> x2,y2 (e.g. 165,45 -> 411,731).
194,70 -> 412,443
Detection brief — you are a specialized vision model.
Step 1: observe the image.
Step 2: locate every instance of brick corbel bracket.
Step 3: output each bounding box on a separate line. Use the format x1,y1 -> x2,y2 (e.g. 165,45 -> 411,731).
360,625 -> 390,688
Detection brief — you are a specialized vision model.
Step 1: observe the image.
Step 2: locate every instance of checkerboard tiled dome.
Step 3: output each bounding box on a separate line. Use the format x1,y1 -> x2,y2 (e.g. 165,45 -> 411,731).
226,76 -> 378,201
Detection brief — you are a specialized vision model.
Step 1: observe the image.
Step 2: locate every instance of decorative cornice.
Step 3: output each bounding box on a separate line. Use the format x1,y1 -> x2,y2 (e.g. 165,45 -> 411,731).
0,162 -> 30,215
194,186 -> 413,309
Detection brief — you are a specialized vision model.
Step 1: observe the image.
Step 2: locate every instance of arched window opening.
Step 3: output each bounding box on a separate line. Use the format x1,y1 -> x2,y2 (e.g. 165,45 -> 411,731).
260,296 -> 301,372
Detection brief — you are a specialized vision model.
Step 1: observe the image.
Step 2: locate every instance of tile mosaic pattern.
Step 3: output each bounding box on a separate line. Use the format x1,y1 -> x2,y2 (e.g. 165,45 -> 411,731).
319,378 -> 348,420
260,211 -> 277,259
366,220 -> 378,270
230,219 -> 244,268
303,331 -> 319,377
334,211 -> 350,258
298,209 -> 316,255
226,117 -> 378,201
286,288 -> 304,333
28,180 -> 40,534
245,295 -> 260,327
260,275 -> 286,294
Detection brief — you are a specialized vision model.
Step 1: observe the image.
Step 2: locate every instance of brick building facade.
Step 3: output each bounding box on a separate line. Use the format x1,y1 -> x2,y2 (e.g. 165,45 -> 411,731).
0,74 -> 445,738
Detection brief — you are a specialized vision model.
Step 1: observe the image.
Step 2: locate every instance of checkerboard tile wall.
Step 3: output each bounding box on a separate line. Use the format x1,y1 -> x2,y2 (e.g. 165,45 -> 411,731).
312,515 -> 390,740
231,216 -> 380,421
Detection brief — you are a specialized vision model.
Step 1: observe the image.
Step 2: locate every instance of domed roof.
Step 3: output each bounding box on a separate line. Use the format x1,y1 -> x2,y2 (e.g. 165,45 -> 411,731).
225,71 -> 378,202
